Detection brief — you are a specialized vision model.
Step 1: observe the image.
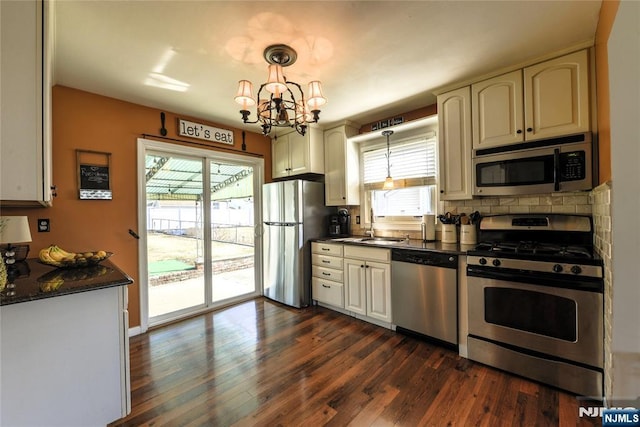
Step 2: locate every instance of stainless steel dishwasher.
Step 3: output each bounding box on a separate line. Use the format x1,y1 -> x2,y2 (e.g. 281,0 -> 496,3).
391,249 -> 458,346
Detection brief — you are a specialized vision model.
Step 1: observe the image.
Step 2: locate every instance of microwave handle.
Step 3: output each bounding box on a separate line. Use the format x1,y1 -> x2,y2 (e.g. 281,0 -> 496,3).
553,148 -> 560,191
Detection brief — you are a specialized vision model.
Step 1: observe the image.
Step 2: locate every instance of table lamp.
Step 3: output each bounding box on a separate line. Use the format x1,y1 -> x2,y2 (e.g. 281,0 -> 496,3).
0,216 -> 33,293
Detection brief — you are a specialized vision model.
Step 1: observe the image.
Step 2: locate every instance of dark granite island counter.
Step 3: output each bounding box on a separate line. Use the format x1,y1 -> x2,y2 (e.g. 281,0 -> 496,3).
0,258 -> 132,306
0,258 -> 132,426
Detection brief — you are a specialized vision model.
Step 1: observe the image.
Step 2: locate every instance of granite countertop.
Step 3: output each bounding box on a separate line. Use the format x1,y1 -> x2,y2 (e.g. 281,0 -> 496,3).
315,236 -> 475,255
1,258 -> 133,306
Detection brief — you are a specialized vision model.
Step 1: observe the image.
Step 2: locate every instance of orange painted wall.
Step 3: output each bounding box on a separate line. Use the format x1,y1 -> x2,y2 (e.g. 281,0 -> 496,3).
595,0 -> 620,184
1,86 -> 272,327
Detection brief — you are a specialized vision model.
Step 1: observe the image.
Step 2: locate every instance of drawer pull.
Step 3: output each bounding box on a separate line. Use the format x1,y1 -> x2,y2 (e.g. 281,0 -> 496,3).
322,272 -> 330,276
322,284 -> 331,288
321,248 -> 330,251
322,260 -> 330,263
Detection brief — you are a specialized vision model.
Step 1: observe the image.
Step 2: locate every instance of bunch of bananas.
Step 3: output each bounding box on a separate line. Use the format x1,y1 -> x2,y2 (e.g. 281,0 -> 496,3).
39,245 -> 109,268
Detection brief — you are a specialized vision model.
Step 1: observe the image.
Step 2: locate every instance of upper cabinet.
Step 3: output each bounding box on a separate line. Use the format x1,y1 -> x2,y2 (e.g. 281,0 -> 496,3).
272,127 -> 324,179
0,0 -> 53,206
438,86 -> 473,200
524,50 -> 590,141
324,124 -> 360,206
472,49 -> 590,150
472,70 -> 523,149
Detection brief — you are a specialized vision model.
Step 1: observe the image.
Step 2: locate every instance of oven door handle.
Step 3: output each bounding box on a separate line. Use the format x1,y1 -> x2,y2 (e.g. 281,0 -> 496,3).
466,266 -> 603,292
553,148 -> 561,191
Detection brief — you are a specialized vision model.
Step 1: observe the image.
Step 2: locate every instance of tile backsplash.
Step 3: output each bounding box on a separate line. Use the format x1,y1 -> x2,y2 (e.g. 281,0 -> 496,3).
344,191 -> 593,239
591,182 -> 613,399
443,191 -> 592,216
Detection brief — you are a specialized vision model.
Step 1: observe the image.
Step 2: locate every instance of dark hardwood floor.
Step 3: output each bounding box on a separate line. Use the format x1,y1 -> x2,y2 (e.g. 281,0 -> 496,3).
110,298 -> 601,426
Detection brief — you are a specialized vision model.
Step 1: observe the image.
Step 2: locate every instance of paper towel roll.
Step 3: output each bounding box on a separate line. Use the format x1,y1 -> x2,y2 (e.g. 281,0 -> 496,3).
423,214 -> 436,241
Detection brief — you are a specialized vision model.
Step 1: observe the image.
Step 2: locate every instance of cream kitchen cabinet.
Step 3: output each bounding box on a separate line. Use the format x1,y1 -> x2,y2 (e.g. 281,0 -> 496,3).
323,124 -> 360,206
343,246 -> 391,323
0,0 -> 53,206
437,86 -> 473,200
272,127 -> 324,178
472,49 -> 590,150
472,70 -> 523,149
311,242 -> 344,308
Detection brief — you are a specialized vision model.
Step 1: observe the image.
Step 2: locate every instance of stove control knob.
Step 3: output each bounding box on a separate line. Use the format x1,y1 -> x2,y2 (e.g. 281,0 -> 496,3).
553,264 -> 563,273
479,258 -> 487,265
571,265 -> 582,275
492,259 -> 501,267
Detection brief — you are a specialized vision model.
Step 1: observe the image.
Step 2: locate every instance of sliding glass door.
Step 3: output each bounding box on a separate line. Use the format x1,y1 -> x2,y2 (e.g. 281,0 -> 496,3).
138,139 -> 263,328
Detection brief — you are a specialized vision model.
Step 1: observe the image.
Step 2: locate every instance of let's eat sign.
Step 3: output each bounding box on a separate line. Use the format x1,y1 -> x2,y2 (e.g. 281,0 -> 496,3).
178,119 -> 234,145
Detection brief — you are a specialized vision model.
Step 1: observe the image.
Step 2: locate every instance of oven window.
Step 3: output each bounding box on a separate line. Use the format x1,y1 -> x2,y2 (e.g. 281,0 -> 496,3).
476,155 -> 554,187
484,288 -> 577,341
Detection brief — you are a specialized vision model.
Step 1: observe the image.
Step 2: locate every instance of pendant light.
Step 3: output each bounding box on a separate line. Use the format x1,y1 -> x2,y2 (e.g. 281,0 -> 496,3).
382,130 -> 394,189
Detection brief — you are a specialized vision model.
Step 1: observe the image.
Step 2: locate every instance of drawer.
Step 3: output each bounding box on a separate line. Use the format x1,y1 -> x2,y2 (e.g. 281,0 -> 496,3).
312,277 -> 344,308
313,266 -> 344,283
343,245 -> 390,263
311,254 -> 343,270
312,242 -> 343,257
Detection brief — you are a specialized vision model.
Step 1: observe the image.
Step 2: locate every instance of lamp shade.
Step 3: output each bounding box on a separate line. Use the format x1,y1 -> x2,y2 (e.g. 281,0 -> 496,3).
265,64 -> 287,94
234,80 -> 256,109
0,216 -> 32,244
307,81 -> 327,110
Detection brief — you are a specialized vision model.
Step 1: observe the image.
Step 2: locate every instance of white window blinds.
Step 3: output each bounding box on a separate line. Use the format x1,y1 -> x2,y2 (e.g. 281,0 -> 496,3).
362,137 -> 437,185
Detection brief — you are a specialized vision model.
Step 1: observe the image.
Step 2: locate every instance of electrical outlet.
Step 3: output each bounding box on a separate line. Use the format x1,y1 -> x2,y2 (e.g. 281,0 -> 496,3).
356,216 -> 360,224
38,218 -> 50,232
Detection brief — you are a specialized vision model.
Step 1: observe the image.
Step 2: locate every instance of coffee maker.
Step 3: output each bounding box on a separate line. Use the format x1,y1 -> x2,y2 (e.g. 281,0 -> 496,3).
328,209 -> 351,237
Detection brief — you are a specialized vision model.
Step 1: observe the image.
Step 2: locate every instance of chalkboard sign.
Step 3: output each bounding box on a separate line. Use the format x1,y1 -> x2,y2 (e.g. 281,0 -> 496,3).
79,164 -> 110,190
76,150 -> 112,200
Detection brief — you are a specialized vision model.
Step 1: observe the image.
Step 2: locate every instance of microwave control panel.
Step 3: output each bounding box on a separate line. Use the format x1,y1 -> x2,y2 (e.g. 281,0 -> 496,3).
560,151 -> 586,181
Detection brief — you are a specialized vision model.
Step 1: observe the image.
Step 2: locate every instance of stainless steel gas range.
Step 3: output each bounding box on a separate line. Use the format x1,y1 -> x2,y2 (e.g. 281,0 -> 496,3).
466,214 -> 604,397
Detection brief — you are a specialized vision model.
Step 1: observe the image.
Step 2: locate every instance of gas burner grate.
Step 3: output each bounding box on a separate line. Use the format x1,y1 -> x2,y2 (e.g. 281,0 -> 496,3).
474,241 -> 593,259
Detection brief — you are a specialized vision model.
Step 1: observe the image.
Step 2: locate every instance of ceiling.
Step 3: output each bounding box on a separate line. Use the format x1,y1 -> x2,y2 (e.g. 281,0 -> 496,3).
53,1 -> 603,133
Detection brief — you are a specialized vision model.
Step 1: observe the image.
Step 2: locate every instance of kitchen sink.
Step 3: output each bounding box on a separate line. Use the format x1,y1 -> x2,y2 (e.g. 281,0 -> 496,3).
329,237 -> 408,245
359,237 -> 407,245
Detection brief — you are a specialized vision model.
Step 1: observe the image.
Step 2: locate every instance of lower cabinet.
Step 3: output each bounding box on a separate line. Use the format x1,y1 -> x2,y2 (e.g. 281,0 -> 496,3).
312,243 -> 391,326
311,242 -> 344,309
343,245 -> 391,324
344,258 -> 391,323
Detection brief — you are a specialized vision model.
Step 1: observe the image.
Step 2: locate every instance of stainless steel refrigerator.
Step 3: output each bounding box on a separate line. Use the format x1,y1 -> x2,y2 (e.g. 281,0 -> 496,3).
262,180 -> 331,308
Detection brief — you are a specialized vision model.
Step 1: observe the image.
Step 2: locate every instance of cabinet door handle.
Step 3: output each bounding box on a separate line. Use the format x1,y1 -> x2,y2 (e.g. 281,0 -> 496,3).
322,284 -> 331,288
322,272 -> 330,276
516,129 -> 523,134
526,127 -> 533,133
360,265 -> 365,268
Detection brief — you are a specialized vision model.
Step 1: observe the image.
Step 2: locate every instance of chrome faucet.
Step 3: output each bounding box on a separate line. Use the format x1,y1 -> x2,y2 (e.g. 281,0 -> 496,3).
365,207 -> 375,238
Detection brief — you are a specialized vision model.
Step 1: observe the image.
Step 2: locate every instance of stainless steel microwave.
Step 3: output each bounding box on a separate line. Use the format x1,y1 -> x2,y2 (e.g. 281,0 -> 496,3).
473,133 -> 593,196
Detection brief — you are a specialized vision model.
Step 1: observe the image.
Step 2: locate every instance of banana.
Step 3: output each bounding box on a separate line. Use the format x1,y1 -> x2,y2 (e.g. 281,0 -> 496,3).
47,247 -> 65,262
53,245 -> 75,259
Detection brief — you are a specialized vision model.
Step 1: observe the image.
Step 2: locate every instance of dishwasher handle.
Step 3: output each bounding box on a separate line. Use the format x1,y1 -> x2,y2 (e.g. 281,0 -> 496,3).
391,249 -> 458,268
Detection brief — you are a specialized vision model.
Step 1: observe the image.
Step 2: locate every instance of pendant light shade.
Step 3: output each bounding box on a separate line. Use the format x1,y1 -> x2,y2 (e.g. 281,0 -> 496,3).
265,64 -> 287,94
234,80 -> 256,110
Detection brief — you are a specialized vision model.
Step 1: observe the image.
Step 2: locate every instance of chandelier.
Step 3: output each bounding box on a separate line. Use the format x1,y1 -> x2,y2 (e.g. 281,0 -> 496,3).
234,44 -> 327,136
